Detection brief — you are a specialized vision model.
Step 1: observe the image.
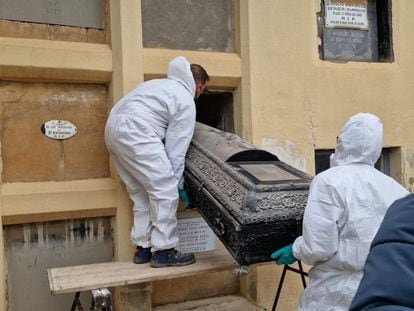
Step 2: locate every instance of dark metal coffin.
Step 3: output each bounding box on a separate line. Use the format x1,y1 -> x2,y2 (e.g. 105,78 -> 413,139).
184,123 -> 312,266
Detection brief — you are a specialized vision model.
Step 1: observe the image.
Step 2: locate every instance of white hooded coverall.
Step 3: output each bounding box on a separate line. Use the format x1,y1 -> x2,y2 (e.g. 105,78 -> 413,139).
292,113 -> 408,311
104,56 -> 196,251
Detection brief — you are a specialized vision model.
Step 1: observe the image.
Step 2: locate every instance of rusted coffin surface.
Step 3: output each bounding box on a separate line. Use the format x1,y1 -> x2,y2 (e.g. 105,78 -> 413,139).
184,123 -> 312,265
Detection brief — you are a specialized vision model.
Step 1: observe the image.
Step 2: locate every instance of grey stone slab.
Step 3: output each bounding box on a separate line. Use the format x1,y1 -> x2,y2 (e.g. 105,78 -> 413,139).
0,0 -> 103,29
141,0 -> 234,52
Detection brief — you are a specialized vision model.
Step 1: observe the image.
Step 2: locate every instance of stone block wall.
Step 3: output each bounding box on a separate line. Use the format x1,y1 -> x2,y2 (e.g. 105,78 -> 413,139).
0,82 -> 109,182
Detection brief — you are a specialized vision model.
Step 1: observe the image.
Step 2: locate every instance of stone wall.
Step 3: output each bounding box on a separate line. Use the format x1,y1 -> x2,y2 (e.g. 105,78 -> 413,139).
0,82 -> 109,182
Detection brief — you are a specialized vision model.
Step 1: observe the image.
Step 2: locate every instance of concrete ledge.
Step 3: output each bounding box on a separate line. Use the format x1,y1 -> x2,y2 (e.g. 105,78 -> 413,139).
0,37 -> 112,83
0,39 -> 242,88
1,178 -> 116,223
144,48 -> 241,90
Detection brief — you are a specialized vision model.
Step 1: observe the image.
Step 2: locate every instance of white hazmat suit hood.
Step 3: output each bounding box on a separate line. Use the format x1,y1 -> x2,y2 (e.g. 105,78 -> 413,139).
168,56 -> 196,99
105,56 -> 197,251
292,113 -> 408,311
329,113 -> 383,167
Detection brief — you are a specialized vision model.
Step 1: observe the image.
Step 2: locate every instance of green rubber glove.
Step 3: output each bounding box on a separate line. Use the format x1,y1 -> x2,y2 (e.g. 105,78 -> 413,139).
271,244 -> 297,265
178,189 -> 191,209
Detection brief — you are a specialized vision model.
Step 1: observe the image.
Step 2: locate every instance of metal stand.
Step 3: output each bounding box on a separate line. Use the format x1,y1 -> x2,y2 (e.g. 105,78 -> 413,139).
272,261 -> 308,311
70,288 -> 113,311
71,292 -> 84,311
90,288 -> 113,311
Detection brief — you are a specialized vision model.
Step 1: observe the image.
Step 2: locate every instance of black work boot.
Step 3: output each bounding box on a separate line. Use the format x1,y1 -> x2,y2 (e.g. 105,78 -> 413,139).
133,246 -> 152,264
150,248 -> 196,268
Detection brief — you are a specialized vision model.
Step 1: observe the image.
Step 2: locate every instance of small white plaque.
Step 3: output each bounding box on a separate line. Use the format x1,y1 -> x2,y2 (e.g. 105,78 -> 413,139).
325,0 -> 368,29
177,217 -> 215,253
41,120 -> 77,140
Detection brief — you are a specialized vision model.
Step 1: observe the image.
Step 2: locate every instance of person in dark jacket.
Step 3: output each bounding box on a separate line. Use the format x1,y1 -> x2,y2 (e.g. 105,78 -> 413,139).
349,193 -> 414,311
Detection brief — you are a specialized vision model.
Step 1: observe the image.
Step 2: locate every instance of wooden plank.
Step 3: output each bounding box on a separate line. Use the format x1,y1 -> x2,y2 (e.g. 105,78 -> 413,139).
48,250 -> 237,295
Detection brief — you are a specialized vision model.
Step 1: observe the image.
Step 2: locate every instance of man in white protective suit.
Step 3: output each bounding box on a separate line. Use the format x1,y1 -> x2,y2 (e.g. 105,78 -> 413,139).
271,113 -> 409,310
105,56 -> 209,268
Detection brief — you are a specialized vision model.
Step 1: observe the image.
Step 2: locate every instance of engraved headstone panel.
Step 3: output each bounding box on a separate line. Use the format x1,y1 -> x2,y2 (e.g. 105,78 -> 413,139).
177,217 -> 215,253
323,0 -> 378,62
0,0 -> 103,29
325,0 -> 368,29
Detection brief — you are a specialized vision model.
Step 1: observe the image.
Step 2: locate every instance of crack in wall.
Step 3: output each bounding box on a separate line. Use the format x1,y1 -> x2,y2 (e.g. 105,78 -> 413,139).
303,98 -> 317,147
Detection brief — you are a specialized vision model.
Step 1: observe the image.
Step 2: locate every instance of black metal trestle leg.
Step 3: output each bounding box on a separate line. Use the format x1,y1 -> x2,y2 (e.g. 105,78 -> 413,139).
90,288 -> 113,311
71,292 -> 84,311
272,261 -> 308,311
70,288 -> 113,311
298,261 -> 307,288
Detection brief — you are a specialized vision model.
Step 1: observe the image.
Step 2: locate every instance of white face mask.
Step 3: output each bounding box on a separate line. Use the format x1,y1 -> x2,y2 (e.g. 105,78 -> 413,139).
330,152 -> 338,168
329,136 -> 341,168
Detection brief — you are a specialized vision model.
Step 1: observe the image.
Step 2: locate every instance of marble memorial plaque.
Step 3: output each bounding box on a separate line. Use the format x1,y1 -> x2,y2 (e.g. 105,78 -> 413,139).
177,217 -> 215,253
325,0 -> 368,29
323,0 -> 378,62
41,120 -> 77,140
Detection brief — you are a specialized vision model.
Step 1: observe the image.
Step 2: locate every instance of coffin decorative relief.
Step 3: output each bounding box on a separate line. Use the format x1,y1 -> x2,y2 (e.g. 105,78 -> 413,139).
184,123 -> 312,266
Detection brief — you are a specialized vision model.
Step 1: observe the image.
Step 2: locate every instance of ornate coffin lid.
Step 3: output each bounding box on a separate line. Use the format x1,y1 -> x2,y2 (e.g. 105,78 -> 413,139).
186,123 -> 313,225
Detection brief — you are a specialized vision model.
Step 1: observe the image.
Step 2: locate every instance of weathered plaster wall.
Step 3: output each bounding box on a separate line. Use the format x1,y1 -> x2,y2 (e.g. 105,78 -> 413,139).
0,1 -> 114,310
0,0 -> 108,43
242,1 -> 414,309
152,270 -> 239,306
0,81 -> 112,309
5,218 -> 113,311
1,1 -> 413,310
0,82 -> 109,182
247,0 -> 414,177
0,19 -> 106,43
402,148 -> 414,193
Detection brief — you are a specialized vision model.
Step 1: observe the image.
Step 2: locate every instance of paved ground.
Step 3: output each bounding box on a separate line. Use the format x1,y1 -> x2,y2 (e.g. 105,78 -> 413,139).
153,295 -> 267,311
